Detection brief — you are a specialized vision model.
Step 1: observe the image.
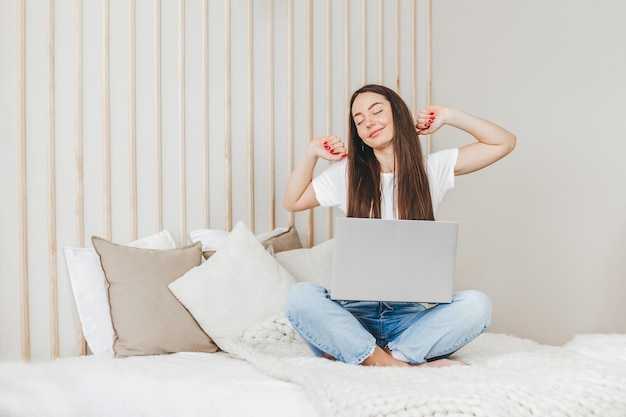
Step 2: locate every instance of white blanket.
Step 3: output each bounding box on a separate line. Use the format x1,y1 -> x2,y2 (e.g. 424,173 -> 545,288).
220,313 -> 626,417
0,350 -> 316,417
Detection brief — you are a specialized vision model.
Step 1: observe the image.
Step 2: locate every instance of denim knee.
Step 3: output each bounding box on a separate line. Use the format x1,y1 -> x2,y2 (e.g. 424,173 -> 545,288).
457,289 -> 492,330
285,281 -> 325,319
285,281 -> 376,364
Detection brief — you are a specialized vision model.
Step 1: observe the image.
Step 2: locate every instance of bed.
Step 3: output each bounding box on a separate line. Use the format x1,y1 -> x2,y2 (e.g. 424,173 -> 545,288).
1,222 -> 625,417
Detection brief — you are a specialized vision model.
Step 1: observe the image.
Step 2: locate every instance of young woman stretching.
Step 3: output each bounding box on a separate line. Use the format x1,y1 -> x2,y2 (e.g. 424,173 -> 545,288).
283,84 -> 516,367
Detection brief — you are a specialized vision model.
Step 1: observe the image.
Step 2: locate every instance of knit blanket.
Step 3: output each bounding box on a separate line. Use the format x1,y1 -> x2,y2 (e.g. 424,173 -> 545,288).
218,313 -> 626,417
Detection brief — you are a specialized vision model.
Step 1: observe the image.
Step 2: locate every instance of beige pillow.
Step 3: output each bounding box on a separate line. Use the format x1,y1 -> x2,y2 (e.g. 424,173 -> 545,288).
274,239 -> 334,289
92,237 -> 218,357
202,225 -> 302,259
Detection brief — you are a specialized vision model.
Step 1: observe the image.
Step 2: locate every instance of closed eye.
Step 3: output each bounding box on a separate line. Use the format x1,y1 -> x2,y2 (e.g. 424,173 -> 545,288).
353,102 -> 385,126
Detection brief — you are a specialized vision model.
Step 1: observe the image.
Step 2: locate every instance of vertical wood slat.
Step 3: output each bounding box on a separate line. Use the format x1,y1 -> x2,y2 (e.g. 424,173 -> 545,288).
307,0 -> 314,247
378,0 -> 383,84
103,0 -> 111,240
326,0 -> 332,239
224,0 -> 232,230
247,0 -> 255,231
287,0 -> 294,227
411,0 -> 417,112
361,0 -> 366,83
48,0 -> 59,360
129,0 -> 137,242
155,0 -> 163,232
268,0 -> 275,230
202,0 -> 210,228
395,0 -> 400,91
344,0 -> 350,139
18,0 -> 30,362
74,0 -> 87,356
102,0 -> 111,240
178,0 -> 186,245
426,0 -> 432,153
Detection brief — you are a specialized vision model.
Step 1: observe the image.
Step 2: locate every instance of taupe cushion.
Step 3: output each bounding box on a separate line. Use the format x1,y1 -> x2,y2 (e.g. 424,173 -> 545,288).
202,225 -> 303,259
261,225 -> 303,254
92,237 -> 218,357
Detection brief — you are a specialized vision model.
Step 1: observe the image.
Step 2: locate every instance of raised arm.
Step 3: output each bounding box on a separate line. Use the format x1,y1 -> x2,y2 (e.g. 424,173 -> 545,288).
416,106 -> 516,175
283,135 -> 346,212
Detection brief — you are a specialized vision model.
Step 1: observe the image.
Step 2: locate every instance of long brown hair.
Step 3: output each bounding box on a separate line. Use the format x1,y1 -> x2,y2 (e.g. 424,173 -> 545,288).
346,84 -> 434,220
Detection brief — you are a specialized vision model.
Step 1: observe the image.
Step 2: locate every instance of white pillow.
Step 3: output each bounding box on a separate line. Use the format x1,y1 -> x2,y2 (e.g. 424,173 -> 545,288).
189,226 -> 288,252
64,231 -> 176,355
274,239 -> 335,289
169,222 -> 296,348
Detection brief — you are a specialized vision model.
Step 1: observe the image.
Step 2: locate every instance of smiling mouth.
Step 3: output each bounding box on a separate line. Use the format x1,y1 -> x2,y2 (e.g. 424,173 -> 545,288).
370,127 -> 383,138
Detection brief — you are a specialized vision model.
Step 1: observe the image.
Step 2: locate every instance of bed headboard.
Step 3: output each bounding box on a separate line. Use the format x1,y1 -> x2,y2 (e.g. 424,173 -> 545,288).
0,0 -> 432,362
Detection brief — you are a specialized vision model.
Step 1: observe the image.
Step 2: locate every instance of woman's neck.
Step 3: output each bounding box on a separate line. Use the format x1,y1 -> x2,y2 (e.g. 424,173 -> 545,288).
374,148 -> 395,173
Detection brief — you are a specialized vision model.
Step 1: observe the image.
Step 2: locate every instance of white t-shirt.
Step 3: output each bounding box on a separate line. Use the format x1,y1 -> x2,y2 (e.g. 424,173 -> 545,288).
311,148 -> 457,219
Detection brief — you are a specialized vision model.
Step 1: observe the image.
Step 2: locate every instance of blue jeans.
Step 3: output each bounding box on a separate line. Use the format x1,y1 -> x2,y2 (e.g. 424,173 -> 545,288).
285,282 -> 491,365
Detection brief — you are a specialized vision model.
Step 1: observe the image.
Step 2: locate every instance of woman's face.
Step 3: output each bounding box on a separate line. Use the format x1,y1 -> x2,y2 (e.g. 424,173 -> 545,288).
352,91 -> 395,151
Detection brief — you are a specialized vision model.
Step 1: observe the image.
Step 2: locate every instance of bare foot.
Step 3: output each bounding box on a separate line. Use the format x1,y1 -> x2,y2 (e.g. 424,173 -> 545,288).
348,346 -> 467,368
319,353 -> 337,361
361,346 -> 412,367
415,358 -> 467,368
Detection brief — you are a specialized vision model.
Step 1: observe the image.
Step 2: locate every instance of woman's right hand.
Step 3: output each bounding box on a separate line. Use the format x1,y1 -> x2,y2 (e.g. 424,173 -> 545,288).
283,135 -> 346,212
308,135 -> 347,161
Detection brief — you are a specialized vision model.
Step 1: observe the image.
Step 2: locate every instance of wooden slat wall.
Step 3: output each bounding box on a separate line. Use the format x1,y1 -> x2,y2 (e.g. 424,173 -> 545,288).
17,0 -> 29,362
2,0 -> 430,362
154,0 -> 163,233
47,0 -> 59,360
74,0 -> 87,356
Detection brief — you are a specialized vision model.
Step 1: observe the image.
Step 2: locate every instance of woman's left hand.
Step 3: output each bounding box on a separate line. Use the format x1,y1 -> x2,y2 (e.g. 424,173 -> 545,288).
416,105 -> 516,175
415,105 -> 449,135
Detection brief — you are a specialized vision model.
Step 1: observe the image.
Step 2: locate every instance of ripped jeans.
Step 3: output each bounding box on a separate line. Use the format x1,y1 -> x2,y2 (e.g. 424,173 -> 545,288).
285,282 -> 491,365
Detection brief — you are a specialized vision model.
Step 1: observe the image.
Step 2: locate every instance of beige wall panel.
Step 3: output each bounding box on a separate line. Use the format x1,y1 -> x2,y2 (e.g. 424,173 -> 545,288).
431,0 -> 626,345
0,0 -> 430,361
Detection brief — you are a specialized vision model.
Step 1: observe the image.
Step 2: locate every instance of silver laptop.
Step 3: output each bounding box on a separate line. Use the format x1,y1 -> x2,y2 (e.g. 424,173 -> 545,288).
330,217 -> 458,303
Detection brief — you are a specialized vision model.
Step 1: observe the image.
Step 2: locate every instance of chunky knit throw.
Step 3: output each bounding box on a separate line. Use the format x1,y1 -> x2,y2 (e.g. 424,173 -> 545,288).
219,313 -> 626,417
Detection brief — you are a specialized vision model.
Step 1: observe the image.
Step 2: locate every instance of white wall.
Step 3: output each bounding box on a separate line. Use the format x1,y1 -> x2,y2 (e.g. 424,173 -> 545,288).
431,0 -> 626,345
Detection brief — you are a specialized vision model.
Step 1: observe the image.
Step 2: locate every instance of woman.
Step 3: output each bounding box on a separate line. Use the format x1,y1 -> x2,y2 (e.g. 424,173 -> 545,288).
283,84 -> 516,367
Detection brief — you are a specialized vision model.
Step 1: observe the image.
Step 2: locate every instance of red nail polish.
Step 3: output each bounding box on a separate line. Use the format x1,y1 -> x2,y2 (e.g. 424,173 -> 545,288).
429,112 -> 435,115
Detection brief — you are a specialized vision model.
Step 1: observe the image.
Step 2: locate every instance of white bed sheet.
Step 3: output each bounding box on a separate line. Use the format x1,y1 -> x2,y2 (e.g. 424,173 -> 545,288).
0,351 -> 318,417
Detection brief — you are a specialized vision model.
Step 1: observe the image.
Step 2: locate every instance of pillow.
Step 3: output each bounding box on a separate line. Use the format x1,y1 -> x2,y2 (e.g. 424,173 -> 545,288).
274,239 -> 335,289
169,222 -> 297,347
64,231 -> 176,355
91,237 -> 218,357
262,226 -> 303,253
190,225 -> 302,259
